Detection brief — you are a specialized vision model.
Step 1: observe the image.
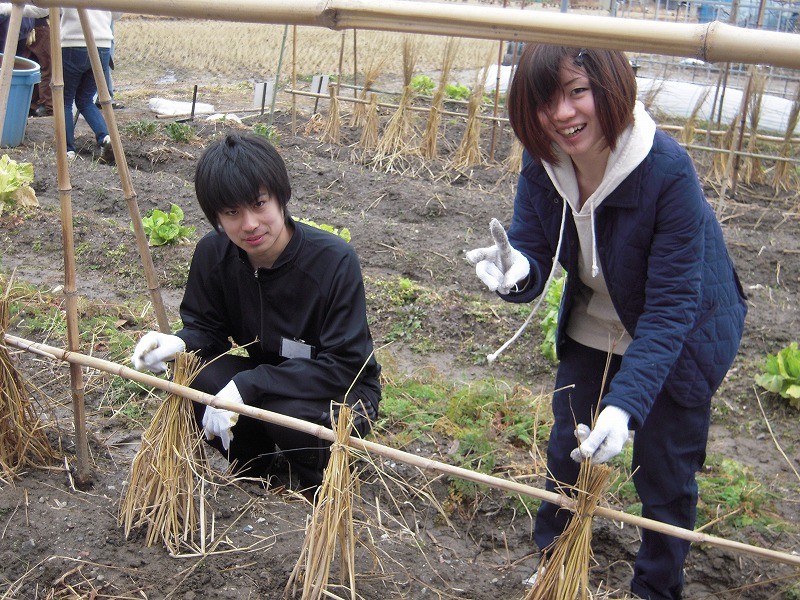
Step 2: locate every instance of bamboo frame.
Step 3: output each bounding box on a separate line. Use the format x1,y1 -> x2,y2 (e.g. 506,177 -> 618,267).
77,9 -> 171,333
26,0 -> 800,69
48,7 -> 91,486
5,332 -> 800,570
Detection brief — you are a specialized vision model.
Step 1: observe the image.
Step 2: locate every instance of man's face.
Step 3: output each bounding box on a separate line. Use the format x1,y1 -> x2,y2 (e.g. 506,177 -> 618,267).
216,191 -> 291,269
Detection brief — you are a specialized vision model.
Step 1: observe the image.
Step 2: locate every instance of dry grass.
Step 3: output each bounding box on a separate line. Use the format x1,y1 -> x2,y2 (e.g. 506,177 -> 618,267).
772,86 -> 800,191
0,291 -> 57,480
118,352 -> 213,555
524,461 -> 613,600
115,18 -> 495,84
322,84 -> 342,145
743,68 -> 767,185
420,38 -> 459,160
286,404 -> 359,600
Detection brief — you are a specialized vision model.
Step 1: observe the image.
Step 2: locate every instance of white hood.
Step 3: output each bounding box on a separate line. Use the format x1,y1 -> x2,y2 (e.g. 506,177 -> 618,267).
542,101 -> 657,277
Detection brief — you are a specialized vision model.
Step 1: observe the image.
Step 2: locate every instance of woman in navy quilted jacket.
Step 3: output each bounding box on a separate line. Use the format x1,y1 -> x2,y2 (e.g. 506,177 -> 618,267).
467,45 -> 746,599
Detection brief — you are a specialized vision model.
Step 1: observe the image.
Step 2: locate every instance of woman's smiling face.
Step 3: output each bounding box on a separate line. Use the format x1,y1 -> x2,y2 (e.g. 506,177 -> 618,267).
537,57 -> 609,162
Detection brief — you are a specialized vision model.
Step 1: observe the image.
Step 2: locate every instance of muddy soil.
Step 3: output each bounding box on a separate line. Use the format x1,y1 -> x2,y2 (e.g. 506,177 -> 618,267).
0,76 -> 799,599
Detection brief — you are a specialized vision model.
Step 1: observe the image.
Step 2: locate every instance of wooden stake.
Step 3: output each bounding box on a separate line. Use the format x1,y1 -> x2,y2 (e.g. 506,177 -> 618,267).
5,332 -> 800,570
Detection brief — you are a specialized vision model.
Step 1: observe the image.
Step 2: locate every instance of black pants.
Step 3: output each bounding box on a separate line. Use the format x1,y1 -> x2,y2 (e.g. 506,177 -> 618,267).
190,354 -> 376,489
535,337 -> 711,600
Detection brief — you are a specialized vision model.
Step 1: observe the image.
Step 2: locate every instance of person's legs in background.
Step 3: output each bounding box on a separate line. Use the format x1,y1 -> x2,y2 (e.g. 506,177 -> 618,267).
25,19 -> 52,117
61,46 -> 86,154
72,47 -> 110,145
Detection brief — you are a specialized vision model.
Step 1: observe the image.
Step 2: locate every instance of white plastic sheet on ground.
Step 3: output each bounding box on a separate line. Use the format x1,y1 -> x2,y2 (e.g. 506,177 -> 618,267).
148,97 -> 216,117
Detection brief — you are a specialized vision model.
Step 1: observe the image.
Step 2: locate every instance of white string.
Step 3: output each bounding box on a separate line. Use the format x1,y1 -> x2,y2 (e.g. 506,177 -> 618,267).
487,199 -> 568,363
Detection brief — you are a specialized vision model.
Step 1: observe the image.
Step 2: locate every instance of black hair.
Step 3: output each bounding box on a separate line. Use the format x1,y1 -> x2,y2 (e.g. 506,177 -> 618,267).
194,133 -> 291,230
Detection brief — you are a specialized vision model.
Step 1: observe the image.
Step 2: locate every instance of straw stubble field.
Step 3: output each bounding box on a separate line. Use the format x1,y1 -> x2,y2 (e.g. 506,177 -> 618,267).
1,11 -> 799,600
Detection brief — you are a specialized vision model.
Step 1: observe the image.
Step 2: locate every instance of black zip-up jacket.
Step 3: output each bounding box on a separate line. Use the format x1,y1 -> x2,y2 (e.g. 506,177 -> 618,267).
176,219 -> 381,411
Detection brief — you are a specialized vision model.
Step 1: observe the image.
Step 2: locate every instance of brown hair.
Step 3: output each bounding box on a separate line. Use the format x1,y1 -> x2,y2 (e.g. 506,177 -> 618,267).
506,45 -> 636,165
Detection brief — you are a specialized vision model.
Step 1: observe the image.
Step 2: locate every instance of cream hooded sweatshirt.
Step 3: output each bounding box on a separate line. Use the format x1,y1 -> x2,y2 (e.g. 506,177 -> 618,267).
542,101 -> 657,355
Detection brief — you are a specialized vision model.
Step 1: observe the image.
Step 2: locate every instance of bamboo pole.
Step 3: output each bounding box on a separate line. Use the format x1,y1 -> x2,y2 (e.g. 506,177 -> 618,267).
291,25 -> 297,135
29,0 -> 800,70
0,3 -> 24,141
5,332 -> 800,570
47,8 -> 92,486
77,9 -> 171,333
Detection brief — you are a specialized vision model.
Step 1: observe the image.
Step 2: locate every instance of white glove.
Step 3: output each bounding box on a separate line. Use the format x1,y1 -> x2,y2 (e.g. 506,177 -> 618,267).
131,331 -> 186,373
466,218 -> 530,294
571,406 -> 631,464
202,380 -> 243,451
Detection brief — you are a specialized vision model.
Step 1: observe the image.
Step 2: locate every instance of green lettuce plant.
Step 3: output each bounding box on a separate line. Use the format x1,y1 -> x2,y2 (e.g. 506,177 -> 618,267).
297,217 -> 350,243
540,275 -> 565,363
755,342 -> 800,408
137,203 -> 195,246
0,154 -> 36,216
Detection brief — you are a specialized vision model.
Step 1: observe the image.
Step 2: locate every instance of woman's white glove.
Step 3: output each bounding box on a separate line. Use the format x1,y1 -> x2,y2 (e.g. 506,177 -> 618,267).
466,218 -> 530,294
202,380 -> 243,451
131,331 -> 186,373
570,406 -> 631,464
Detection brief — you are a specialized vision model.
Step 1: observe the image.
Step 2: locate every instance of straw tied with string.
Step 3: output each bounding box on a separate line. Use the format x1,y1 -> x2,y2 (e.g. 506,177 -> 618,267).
5,333 -> 800,575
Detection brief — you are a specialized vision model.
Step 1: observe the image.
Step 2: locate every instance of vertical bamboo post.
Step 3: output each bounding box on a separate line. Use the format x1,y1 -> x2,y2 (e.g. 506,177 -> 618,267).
291,25 -> 297,135
0,3 -> 24,139
729,0 -> 767,198
352,28 -> 358,100
488,0 -> 509,162
336,29 -> 345,97
268,24 -> 289,128
76,9 -> 170,333
47,8 -> 92,487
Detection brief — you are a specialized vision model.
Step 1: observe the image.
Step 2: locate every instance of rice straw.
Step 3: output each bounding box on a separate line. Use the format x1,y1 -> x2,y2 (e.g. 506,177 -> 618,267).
286,403 -> 359,599
0,288 -> 57,480
119,352 -> 212,554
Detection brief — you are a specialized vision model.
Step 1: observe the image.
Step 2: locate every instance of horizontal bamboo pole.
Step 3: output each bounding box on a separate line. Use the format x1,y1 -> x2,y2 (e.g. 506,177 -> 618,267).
5,332 -> 800,568
27,0 -> 800,69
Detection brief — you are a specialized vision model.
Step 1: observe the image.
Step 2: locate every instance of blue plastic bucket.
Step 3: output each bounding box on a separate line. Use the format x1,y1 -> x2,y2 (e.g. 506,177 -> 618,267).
0,53 -> 41,148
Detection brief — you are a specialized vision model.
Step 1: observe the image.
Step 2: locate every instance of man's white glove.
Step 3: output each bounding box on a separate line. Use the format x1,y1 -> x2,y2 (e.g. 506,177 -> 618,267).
202,380 -> 243,451
570,406 -> 631,464
466,218 -> 530,294
131,331 -> 186,373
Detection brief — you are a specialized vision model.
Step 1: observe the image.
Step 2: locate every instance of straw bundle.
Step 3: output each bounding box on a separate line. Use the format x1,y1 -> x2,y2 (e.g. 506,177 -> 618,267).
286,403 -> 359,600
771,86 -> 800,191
711,109 -> 740,183
524,460 -> 613,600
351,57 -> 384,128
742,70 -> 766,185
119,352 -> 211,554
357,93 -> 379,151
372,37 -> 418,172
420,38 -> 458,160
505,137 -> 524,175
679,88 -> 710,145
0,293 -> 57,479
451,57 -> 492,171
322,84 -> 341,145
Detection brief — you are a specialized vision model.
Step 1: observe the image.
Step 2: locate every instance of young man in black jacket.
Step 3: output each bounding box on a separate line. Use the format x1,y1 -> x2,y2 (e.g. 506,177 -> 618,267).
132,133 -> 381,491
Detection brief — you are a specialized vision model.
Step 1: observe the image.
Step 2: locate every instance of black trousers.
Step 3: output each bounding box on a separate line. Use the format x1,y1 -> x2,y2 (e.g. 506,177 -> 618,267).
190,354 -> 376,489
535,337 -> 711,600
